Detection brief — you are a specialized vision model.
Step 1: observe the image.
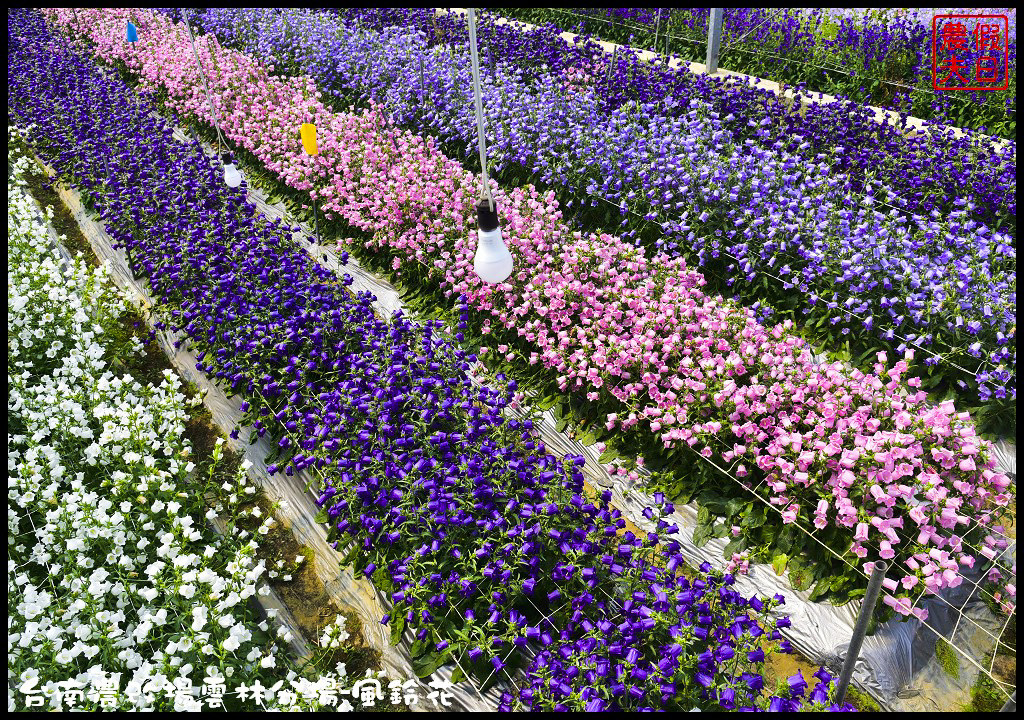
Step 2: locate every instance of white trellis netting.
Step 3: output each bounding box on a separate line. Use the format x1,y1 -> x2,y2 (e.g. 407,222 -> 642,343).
236,140 -> 1020,711
175,123 -> 1018,711
35,99 -> 1014,711
592,467 -> 1015,710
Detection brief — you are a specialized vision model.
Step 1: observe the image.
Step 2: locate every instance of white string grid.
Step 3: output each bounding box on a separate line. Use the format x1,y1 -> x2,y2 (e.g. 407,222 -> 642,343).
570,179 -> 1005,384
62,82 -> 517,705
71,0 -> 1019,598
155,123 -> 800,710
161,7 -> 1012,401
105,113 -> 1024,710
14,40 -> 473,708
423,12 -> 1017,279
225,125 -> 1018,707
280,67 -> 1020,710
212,13 -> 1022,658
684,451 -> 1016,700
18,32 -> 522,712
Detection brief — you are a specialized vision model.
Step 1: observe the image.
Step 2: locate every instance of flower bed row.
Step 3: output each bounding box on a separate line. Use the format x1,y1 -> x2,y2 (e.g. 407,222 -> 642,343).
6,129 -> 337,711
168,8 -> 1016,418
10,10 -> 842,711
45,6 -> 1017,618
492,7 -> 1017,138
320,7 -> 1016,229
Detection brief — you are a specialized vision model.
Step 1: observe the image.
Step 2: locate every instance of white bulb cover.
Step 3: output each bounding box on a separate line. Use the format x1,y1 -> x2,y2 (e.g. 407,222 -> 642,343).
223,163 -> 242,188
474,227 -> 513,284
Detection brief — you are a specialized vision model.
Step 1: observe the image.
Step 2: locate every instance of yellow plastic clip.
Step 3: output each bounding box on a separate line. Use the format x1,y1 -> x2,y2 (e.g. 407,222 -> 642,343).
300,123 -> 318,156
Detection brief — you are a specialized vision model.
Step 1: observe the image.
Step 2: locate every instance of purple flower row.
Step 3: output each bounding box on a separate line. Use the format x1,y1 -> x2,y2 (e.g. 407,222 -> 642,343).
506,8 -> 1016,136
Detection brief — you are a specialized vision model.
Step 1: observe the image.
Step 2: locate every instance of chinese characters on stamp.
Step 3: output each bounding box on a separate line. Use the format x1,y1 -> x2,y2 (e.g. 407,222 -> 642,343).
933,14 -> 1010,91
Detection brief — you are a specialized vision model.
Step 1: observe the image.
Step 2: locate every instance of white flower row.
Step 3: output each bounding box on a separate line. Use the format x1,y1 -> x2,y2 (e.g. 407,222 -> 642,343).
7,128 -> 343,712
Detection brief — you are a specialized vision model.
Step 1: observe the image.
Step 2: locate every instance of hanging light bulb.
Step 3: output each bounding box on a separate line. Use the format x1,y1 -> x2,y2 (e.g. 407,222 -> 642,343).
126,20 -> 138,43
466,8 -> 513,285
474,198 -> 513,284
222,151 -> 242,188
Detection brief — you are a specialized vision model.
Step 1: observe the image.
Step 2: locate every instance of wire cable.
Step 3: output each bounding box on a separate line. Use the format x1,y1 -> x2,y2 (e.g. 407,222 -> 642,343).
182,9 -> 228,156
467,8 -> 495,212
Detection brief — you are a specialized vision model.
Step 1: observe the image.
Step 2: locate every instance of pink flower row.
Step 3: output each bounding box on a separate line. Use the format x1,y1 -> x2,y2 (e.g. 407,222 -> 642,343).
46,7 -> 1014,615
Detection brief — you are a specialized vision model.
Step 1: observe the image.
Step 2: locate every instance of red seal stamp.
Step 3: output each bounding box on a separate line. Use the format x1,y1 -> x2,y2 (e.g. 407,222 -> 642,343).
932,14 -> 1010,91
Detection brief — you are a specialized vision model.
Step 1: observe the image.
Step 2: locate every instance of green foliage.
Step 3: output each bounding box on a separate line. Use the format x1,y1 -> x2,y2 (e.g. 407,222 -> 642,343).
967,666 -> 1011,711
411,649 -> 450,679
935,637 -> 960,680
844,686 -> 881,712
772,553 -> 789,576
787,555 -> 815,592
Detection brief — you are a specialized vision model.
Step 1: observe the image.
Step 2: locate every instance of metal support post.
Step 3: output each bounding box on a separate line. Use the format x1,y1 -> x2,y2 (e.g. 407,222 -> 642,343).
1000,690 -> 1016,712
835,561 -> 888,706
309,188 -> 320,244
705,8 -> 724,74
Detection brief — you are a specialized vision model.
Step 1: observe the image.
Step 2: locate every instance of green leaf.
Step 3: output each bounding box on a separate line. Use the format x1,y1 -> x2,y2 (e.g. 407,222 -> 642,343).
673,481 -> 698,505
723,536 -> 746,556
578,430 -> 597,447
692,525 -> 713,548
788,557 -> 814,591
776,527 -> 796,556
772,552 -> 789,576
341,544 -> 362,567
410,636 -> 427,659
412,650 -> 450,679
372,566 -> 394,594
314,508 -> 328,524
449,665 -> 466,685
535,394 -> 559,411
389,615 -> 406,646
856,346 -> 879,365
807,577 -> 832,602
598,446 -> 618,464
723,496 -> 747,521
743,504 -> 767,529
697,489 -> 730,515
